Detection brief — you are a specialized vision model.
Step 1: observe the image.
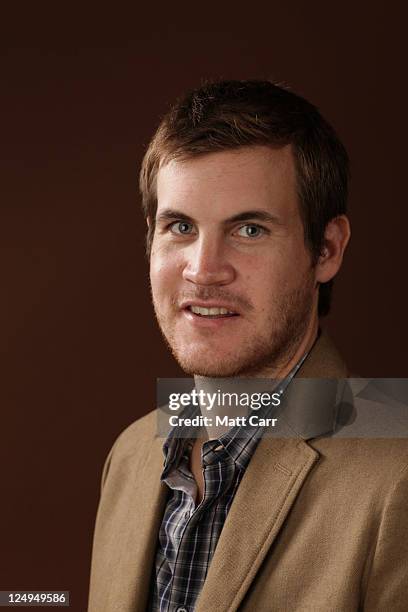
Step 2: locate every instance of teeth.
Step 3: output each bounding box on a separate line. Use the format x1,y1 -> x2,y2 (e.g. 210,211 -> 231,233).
190,306 -> 233,316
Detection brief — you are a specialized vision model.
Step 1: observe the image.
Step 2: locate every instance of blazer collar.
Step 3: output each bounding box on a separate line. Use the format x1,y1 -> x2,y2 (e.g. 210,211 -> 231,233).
297,329 -> 348,378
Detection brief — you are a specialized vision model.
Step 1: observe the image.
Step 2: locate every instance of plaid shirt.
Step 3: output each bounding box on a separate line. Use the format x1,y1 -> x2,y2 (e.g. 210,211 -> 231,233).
148,356 -> 308,612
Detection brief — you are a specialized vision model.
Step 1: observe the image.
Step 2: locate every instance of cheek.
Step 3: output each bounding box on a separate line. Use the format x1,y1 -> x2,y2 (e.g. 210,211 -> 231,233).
242,249 -> 309,308
150,250 -> 184,294
242,251 -> 288,286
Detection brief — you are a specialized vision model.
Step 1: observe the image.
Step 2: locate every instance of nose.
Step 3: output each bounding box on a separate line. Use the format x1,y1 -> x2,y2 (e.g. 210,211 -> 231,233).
182,234 -> 235,286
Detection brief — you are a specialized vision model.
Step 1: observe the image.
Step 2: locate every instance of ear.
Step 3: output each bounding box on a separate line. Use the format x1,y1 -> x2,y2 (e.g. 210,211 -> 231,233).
315,215 -> 351,284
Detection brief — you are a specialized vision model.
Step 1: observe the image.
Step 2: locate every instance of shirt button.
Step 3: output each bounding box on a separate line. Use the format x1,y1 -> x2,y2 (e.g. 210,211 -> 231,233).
176,608 -> 188,612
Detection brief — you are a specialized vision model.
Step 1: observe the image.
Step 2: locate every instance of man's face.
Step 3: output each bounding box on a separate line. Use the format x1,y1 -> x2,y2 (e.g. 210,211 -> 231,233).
149,145 -> 318,377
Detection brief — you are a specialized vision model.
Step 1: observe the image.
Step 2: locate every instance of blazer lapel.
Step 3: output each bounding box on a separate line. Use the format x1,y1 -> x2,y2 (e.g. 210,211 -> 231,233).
196,332 -> 347,611
196,436 -> 318,612
105,434 -> 167,612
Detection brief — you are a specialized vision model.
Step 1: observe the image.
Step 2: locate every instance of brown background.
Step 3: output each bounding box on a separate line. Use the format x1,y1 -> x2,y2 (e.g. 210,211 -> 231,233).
1,2 -> 407,610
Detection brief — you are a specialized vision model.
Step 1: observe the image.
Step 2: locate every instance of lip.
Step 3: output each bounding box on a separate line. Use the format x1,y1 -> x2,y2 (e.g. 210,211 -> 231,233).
181,307 -> 240,328
180,300 -> 240,315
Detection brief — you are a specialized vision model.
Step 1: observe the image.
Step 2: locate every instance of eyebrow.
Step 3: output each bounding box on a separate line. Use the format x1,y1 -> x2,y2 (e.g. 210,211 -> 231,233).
155,208 -> 283,225
156,209 -> 193,224
226,210 -> 283,225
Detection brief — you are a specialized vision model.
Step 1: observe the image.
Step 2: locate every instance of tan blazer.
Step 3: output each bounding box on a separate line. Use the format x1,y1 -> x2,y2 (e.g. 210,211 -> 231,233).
88,334 -> 408,611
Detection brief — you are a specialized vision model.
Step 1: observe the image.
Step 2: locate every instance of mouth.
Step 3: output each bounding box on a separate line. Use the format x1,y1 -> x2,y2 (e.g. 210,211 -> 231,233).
181,302 -> 240,320
187,305 -> 238,318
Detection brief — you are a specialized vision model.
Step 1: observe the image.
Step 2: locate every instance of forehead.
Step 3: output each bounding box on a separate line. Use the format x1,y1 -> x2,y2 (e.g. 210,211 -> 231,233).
156,145 -> 299,221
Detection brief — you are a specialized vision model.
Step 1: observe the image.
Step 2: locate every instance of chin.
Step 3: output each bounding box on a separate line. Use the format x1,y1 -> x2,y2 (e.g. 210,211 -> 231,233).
183,363 -> 239,378
171,349 -> 241,378
172,350 -> 264,378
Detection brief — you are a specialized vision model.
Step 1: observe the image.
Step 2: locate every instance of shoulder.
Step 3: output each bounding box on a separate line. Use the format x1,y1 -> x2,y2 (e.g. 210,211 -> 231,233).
309,437 -> 408,501
312,437 -> 408,467
110,409 -> 159,458
99,409 -> 161,490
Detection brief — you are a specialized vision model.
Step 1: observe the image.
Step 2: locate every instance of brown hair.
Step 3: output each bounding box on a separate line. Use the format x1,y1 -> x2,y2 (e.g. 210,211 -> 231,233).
139,80 -> 350,316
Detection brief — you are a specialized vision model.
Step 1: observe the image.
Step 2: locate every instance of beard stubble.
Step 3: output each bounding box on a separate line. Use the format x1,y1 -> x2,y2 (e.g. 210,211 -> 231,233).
151,275 -> 316,378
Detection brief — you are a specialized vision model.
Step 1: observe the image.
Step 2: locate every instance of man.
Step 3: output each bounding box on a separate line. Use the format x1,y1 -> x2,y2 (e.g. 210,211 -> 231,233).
88,80 -> 408,611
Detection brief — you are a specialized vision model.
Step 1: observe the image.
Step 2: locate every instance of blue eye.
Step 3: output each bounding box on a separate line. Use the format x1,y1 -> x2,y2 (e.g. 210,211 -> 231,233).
170,221 -> 194,235
237,224 -> 264,238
